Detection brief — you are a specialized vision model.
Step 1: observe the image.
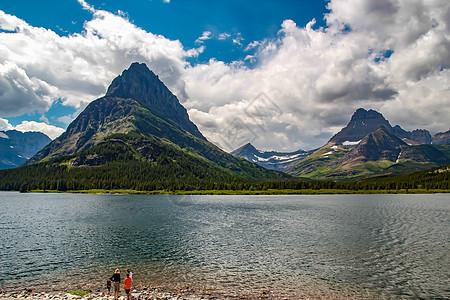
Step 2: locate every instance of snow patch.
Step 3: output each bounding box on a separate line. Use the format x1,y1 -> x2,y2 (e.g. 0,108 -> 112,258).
323,151 -> 334,156
271,153 -> 304,160
331,145 -> 338,150
343,140 -> 360,146
255,156 -> 270,162
0,132 -> 9,139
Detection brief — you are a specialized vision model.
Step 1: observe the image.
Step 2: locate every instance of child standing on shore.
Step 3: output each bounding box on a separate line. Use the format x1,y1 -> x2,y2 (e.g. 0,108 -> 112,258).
126,268 -> 133,286
124,273 -> 132,300
106,278 -> 111,295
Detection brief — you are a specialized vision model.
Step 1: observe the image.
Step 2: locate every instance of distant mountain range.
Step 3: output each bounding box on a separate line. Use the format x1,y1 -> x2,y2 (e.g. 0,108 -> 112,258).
286,109 -> 450,180
0,130 -> 51,169
233,108 -> 449,180
230,143 -> 315,172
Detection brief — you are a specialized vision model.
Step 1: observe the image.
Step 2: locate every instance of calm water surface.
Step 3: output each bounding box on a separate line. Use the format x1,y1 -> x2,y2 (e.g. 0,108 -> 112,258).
0,192 -> 448,299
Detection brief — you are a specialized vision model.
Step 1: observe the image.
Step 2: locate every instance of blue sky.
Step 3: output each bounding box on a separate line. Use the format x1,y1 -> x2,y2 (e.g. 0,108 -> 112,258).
1,0 -> 328,64
0,0 -> 449,150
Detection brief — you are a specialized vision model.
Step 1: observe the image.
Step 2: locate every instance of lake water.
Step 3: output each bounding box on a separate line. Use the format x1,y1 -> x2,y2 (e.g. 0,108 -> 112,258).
0,192 -> 448,299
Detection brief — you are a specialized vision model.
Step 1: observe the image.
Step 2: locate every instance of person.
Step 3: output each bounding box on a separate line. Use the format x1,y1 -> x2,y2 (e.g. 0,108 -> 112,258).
126,269 -> 133,286
109,269 -> 120,300
124,273 -> 132,300
106,278 -> 111,295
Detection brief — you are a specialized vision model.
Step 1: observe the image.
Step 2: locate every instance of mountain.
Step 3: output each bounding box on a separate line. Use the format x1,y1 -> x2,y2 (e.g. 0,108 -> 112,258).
329,108 -> 432,145
27,62 -> 208,164
338,127 -> 406,164
432,129 -> 450,145
105,62 -> 204,140
3,62 -> 288,192
231,143 -> 315,171
288,120 -> 450,181
0,130 -> 51,169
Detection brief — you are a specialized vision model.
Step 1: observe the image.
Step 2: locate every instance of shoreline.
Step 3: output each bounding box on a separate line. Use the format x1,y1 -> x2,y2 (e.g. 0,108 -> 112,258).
11,188 -> 450,195
0,283 -> 374,300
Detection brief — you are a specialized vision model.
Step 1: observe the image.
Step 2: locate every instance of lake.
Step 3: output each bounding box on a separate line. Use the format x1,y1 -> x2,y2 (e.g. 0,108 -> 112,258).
0,192 -> 448,299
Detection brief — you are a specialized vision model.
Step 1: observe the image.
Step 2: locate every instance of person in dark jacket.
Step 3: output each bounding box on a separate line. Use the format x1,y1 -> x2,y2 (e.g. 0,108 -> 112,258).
109,269 -> 120,300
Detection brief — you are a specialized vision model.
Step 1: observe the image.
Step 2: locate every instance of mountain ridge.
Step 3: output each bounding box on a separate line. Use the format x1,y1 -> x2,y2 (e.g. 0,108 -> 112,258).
329,108 -> 432,145
0,130 -> 51,169
231,143 -> 315,171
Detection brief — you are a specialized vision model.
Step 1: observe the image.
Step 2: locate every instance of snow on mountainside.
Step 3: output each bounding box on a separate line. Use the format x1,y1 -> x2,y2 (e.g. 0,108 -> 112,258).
231,143 -> 315,171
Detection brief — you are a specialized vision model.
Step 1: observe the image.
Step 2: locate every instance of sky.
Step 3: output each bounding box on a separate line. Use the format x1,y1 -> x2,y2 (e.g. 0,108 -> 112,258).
0,0 -> 449,151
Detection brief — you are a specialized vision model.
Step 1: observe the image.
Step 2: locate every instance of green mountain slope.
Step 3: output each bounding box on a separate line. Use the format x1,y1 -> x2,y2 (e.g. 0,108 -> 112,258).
288,128 -> 450,181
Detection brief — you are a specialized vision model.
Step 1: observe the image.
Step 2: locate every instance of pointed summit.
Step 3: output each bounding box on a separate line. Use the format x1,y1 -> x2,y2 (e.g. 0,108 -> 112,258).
329,108 -> 392,144
106,62 -> 204,139
231,143 -> 258,156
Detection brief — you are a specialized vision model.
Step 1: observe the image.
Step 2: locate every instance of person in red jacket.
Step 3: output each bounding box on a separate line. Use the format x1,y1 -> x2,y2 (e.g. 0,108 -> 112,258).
124,273 -> 132,299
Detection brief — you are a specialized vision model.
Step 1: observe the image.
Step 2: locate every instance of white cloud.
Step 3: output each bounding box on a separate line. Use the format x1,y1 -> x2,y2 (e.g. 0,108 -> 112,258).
232,33 -> 244,46
244,40 -> 261,51
0,62 -> 57,117
0,118 -> 14,131
14,121 -> 65,140
195,31 -> 212,44
186,45 -> 205,58
218,33 -> 231,40
163,0 -> 171,3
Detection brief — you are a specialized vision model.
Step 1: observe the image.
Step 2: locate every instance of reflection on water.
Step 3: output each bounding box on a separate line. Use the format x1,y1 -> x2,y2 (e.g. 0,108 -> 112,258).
0,192 -> 448,299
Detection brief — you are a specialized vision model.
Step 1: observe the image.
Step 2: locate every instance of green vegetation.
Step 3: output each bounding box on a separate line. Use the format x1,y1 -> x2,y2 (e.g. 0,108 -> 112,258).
69,289 -> 91,297
287,142 -> 450,181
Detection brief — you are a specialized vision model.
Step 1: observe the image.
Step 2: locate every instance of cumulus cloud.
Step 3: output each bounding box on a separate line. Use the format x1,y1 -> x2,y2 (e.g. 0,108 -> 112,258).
0,118 -> 14,131
0,62 -> 57,117
14,121 -> 65,139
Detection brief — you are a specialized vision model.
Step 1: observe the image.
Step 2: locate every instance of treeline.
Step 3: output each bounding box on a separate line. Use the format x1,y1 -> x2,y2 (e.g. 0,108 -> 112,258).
0,162 -> 448,193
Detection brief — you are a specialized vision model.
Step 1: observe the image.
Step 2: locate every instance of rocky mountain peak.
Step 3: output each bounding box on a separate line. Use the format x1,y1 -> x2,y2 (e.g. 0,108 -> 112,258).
231,143 -> 258,156
330,108 -> 391,144
106,62 -> 204,139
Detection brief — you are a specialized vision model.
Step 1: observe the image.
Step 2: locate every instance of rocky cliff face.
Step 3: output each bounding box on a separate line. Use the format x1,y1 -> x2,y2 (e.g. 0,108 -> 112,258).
106,62 -> 204,140
329,108 -> 392,144
338,127 -> 407,164
329,108 -> 432,145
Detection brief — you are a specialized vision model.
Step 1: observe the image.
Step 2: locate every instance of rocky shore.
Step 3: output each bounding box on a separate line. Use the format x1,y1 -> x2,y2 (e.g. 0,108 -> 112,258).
0,286 -> 291,300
